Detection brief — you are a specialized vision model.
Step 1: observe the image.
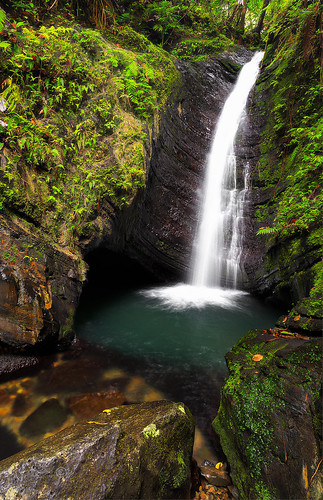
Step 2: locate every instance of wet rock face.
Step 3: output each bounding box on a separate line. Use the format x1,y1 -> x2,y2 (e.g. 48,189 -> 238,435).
128,50 -> 254,280
0,400 -> 195,500
0,214 -> 85,349
213,330 -> 322,500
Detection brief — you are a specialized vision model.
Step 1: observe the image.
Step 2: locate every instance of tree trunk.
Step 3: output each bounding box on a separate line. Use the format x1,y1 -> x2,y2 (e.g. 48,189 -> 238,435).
255,0 -> 271,36
238,0 -> 247,34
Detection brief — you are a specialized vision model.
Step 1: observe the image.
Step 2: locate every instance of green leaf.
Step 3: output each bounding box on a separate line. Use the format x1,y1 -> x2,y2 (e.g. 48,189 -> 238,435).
256,227 -> 279,236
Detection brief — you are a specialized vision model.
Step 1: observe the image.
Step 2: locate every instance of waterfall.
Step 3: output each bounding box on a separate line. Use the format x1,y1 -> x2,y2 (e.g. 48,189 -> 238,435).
191,51 -> 264,289
142,52 -> 263,309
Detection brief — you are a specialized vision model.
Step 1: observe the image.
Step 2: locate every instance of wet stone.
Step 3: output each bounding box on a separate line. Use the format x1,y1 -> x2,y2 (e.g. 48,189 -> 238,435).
36,357 -> 105,394
0,389 -> 10,406
0,401 -> 195,499
65,390 -> 125,419
0,425 -> 24,461
11,393 -> 30,417
19,398 -> 68,438
0,353 -> 52,383
200,465 -> 232,487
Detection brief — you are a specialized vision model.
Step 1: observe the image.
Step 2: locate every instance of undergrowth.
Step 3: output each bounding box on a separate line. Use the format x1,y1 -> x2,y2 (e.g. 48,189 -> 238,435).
0,8 -> 179,247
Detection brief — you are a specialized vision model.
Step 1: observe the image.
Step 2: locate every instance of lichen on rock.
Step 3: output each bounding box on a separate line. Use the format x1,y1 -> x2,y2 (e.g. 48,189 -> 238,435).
0,400 -> 195,499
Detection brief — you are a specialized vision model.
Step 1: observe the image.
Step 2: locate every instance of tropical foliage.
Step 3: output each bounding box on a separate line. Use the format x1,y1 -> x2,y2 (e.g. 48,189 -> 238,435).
0,3 -> 178,245
0,0 -> 321,265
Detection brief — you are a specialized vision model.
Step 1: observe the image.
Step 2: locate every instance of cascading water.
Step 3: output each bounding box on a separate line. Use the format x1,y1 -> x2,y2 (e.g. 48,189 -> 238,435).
191,51 -> 264,289
143,51 -> 264,308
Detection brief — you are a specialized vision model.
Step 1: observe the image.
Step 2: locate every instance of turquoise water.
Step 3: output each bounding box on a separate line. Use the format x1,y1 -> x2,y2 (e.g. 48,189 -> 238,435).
75,274 -> 281,456
76,285 -> 279,373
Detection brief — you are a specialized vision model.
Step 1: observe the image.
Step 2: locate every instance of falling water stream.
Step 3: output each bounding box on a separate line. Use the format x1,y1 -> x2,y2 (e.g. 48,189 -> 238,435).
191,51 -> 264,290
143,51 -> 264,307
0,52 -> 279,463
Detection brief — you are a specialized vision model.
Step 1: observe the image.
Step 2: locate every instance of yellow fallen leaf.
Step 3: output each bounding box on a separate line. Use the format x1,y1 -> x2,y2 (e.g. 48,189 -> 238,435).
252,354 -> 263,362
215,462 -> 223,469
282,316 -> 287,323
294,315 -> 301,321
87,421 -> 109,426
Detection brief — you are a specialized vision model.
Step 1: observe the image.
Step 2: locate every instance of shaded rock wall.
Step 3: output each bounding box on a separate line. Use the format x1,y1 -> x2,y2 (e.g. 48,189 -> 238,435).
0,400 -> 195,499
127,49 -> 255,281
244,63 -> 322,306
0,214 -> 85,349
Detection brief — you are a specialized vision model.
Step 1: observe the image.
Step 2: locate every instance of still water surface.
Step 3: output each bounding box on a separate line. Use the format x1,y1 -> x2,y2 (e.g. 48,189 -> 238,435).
75,283 -> 280,459
76,285 -> 279,373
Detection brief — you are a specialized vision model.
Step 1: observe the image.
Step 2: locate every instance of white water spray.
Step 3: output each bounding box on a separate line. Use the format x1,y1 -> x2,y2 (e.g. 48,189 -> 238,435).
191,51 -> 264,289
142,52 -> 264,309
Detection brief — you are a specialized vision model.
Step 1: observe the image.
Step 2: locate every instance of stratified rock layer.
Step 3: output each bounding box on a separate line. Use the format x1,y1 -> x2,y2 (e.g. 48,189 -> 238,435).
0,400 -> 195,499
128,50 -> 254,280
213,330 -> 322,500
0,214 -> 85,348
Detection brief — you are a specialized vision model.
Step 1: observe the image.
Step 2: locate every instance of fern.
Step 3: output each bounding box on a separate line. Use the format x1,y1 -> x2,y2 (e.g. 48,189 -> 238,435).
256,226 -> 280,236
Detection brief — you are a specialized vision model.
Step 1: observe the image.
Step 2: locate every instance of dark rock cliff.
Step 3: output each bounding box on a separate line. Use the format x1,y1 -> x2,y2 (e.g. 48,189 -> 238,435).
0,213 -> 85,349
127,49 -> 255,281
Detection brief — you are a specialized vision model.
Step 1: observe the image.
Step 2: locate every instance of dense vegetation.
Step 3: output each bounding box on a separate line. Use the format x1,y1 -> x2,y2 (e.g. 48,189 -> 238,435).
0,0 -> 321,291
253,0 -> 322,299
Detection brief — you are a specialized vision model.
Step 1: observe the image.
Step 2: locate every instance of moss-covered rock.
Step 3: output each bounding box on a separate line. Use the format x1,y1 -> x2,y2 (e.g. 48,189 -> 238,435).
276,297 -> 323,335
0,400 -> 195,499
213,329 -> 322,500
0,6 -> 181,348
245,2 -> 322,317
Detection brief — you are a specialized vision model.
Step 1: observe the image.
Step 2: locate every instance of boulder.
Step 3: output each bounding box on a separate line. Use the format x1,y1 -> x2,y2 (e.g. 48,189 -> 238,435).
19,398 -> 69,438
276,297 -> 323,335
0,400 -> 195,499
213,329 -> 322,500
66,390 -> 125,419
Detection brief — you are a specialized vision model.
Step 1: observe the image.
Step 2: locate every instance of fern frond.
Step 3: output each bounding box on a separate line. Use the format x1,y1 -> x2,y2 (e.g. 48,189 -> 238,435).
256,226 -> 280,236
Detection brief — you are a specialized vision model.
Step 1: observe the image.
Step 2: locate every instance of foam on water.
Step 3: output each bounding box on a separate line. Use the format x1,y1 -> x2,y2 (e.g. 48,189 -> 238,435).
140,283 -> 248,310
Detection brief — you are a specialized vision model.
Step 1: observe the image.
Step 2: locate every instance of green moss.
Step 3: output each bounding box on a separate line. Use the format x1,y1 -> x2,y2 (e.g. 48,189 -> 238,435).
0,13 -> 180,249
142,423 -> 160,439
310,261 -> 323,298
60,308 -> 74,339
171,35 -> 234,61
172,450 -> 187,489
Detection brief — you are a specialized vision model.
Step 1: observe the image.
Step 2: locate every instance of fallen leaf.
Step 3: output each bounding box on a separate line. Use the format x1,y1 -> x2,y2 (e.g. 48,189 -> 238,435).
252,354 -> 263,362
294,315 -> 301,321
282,316 -> 287,322
87,421 -> 109,425
215,462 -> 223,469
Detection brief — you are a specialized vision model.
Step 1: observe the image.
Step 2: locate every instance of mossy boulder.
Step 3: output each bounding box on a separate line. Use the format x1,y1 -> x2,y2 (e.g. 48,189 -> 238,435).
213,329 -> 322,500
276,297 -> 323,335
0,400 -> 195,499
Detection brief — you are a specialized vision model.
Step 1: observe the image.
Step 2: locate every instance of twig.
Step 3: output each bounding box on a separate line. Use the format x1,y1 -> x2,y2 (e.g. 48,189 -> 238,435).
310,458 -> 323,484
